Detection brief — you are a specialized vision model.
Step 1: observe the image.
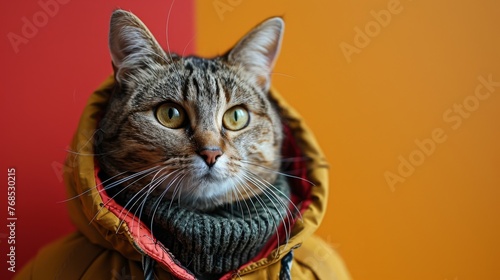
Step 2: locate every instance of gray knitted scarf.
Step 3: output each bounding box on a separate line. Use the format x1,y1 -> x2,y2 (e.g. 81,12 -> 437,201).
108,174 -> 291,279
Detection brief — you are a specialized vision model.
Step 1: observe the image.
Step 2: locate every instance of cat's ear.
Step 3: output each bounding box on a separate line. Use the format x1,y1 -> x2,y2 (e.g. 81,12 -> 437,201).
226,17 -> 284,91
109,9 -> 168,84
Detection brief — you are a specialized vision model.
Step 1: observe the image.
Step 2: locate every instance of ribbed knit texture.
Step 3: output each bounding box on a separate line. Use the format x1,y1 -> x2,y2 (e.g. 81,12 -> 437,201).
108,174 -> 291,278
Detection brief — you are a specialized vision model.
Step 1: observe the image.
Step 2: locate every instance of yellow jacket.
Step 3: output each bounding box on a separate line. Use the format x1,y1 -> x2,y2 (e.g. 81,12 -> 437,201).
16,76 -> 351,280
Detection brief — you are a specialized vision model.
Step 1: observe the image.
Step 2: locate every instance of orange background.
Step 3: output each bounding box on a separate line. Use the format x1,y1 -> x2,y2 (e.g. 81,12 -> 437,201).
1,0 -> 499,279
195,1 -> 500,279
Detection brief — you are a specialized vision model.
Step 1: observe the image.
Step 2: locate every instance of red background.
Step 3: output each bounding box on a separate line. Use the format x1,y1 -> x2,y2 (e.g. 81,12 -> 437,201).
0,1 -> 194,279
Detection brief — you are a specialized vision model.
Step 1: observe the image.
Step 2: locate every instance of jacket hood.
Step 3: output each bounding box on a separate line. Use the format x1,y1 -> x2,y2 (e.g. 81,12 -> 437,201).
65,75 -> 330,279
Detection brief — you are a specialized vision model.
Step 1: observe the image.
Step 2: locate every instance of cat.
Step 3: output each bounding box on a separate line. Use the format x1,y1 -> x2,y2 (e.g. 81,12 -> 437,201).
97,10 -> 285,211
95,9 -> 297,279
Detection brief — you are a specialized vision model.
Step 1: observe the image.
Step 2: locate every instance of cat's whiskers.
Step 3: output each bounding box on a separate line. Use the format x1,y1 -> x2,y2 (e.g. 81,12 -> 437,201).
241,159 -> 315,187
251,168 -> 302,226
106,167 -> 167,222
234,177 -> 253,219
181,35 -> 196,57
89,166 -> 163,225
166,170 -> 190,214
63,165 -> 161,203
164,0 -> 184,81
143,168 -> 187,236
129,166 -> 175,233
238,176 -> 276,236
89,174 -> 158,224
238,159 -> 303,222
118,184 -> 153,233
229,175 -> 255,221
112,164 -> 187,235
61,170 -> 128,203
240,157 -> 305,246
65,128 -> 123,175
71,128 -> 104,155
269,71 -> 296,79
244,154 -> 312,165
148,171 -> 184,237
238,172 -> 285,248
240,172 -> 288,249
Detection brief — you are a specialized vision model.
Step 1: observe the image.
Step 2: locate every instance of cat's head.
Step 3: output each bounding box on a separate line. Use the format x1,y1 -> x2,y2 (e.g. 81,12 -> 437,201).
97,10 -> 285,210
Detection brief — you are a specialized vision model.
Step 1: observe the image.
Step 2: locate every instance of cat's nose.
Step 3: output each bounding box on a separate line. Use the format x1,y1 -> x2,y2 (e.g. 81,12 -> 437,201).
198,148 -> 223,167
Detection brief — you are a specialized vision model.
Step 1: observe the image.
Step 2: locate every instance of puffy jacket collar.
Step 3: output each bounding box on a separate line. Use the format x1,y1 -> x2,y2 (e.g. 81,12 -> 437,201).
65,75 -> 329,278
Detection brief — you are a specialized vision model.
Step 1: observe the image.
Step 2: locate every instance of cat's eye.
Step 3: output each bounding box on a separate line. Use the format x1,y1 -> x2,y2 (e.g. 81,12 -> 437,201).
223,106 -> 249,131
156,103 -> 186,129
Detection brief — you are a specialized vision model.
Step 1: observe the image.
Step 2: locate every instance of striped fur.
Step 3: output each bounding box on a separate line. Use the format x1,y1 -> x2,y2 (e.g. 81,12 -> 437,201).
97,10 -> 284,210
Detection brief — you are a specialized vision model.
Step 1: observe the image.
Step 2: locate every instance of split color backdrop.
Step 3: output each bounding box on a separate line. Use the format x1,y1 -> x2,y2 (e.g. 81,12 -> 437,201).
1,1 -> 500,279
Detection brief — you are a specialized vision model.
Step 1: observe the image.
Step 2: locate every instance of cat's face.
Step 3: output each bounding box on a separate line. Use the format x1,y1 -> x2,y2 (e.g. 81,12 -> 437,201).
97,10 -> 284,210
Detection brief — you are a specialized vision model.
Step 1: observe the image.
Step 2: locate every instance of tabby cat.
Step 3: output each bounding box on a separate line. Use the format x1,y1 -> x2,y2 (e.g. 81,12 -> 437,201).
96,10 -> 296,278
